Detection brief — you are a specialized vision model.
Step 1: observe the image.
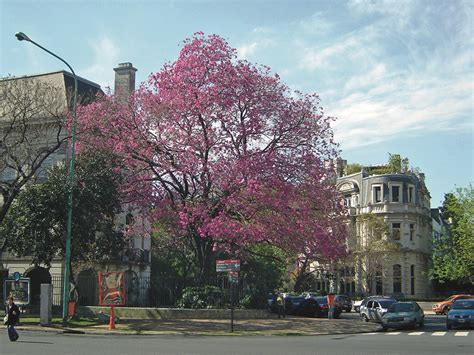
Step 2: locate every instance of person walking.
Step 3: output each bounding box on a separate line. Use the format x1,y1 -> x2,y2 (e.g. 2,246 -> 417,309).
276,293 -> 285,319
5,296 -> 20,341
327,293 -> 335,319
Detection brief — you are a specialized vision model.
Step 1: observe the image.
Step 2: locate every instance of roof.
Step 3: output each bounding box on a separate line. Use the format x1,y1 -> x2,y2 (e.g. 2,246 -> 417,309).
1,70 -> 101,90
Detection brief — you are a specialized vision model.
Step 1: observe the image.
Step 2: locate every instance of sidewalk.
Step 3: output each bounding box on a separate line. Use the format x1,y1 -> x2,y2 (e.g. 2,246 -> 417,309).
16,316 -> 381,336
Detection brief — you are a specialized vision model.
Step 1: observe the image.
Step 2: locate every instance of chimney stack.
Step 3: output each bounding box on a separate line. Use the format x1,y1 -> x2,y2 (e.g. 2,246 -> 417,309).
113,62 -> 137,102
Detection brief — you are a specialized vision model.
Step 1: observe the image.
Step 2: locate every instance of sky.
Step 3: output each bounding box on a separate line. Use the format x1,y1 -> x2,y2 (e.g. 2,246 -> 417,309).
1,0 -> 472,207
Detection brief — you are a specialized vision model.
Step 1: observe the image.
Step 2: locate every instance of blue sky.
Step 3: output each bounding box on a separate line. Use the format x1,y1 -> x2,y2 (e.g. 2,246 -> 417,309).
1,0 -> 472,206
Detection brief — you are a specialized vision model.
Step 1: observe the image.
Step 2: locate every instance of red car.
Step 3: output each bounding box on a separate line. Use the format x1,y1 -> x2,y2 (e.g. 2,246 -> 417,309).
432,294 -> 474,315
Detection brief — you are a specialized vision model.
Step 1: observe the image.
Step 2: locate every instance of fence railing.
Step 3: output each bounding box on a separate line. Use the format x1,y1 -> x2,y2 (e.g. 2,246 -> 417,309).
50,275 -> 249,308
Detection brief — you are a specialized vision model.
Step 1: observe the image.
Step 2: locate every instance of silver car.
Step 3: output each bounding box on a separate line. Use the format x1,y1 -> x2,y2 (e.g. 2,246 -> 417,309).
381,301 -> 425,330
360,297 -> 397,323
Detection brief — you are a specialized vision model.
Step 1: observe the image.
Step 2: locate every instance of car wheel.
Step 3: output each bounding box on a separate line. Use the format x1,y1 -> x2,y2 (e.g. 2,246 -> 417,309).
442,306 -> 450,315
361,314 -> 369,322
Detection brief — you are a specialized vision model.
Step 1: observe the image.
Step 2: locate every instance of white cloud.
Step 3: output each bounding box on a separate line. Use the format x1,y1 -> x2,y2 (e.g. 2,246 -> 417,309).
80,35 -> 120,90
289,1 -> 474,150
237,42 -> 258,59
330,73 -> 473,149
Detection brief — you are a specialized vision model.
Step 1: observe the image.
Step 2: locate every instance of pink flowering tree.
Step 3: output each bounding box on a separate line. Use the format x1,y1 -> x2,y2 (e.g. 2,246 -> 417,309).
77,33 -> 347,283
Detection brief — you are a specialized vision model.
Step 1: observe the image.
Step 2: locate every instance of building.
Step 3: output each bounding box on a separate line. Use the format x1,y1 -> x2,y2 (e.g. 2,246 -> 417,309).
0,64 -> 151,306
336,161 -> 433,298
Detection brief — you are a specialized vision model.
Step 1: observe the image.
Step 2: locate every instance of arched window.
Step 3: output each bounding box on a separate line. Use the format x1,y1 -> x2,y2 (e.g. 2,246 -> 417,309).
393,264 -> 402,293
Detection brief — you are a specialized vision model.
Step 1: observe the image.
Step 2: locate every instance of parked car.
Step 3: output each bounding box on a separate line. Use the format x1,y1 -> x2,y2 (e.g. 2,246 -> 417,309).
292,297 -> 325,318
446,299 -> 474,330
353,300 -> 363,313
432,294 -> 474,315
314,296 -> 342,318
381,301 -> 424,330
360,296 -> 397,323
356,295 -> 388,313
335,294 -> 352,313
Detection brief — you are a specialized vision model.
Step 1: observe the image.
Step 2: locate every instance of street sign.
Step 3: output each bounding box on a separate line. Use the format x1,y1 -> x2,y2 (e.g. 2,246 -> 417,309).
228,271 -> 239,283
216,259 -> 240,272
4,278 -> 30,305
13,272 -> 21,282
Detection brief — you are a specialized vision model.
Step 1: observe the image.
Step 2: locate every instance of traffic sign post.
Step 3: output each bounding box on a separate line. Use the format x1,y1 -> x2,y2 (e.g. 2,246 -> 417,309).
216,260 -> 240,332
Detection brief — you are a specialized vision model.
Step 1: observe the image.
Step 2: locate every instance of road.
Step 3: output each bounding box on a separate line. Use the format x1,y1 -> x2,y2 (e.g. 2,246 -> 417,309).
0,314 -> 471,355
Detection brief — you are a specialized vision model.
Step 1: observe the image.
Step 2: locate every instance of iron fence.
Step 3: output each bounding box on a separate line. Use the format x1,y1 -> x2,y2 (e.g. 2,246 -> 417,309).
50,275 -> 249,308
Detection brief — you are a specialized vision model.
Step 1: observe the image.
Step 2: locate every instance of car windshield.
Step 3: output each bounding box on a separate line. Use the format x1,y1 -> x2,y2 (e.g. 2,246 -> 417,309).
379,300 -> 396,308
316,297 -> 328,305
388,303 -> 414,312
452,301 -> 474,310
444,296 -> 455,302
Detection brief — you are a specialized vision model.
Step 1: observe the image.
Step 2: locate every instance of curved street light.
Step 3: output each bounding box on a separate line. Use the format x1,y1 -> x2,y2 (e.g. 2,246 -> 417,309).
15,32 -> 77,327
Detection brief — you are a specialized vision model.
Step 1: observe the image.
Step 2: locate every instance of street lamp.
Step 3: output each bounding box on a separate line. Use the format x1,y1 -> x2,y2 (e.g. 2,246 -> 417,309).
15,32 -> 77,327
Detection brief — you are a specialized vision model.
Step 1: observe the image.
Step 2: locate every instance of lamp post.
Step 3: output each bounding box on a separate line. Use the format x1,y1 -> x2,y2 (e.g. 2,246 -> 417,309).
15,32 -> 77,327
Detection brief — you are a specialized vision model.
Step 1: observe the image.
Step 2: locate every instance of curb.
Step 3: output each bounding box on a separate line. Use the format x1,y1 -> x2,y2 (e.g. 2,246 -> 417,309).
17,324 -> 382,337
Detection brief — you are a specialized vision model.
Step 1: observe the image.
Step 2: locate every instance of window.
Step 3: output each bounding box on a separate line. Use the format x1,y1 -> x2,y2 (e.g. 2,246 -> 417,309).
373,185 -> 382,203
344,196 -> 351,207
390,185 -> 401,203
393,264 -> 402,293
410,224 -> 415,241
410,265 -> 415,295
392,223 -> 401,240
375,269 -> 383,294
408,186 -> 415,203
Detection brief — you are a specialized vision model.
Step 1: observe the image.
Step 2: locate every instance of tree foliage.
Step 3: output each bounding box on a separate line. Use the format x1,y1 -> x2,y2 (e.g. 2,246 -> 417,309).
77,33 -> 347,282
348,213 -> 399,293
0,149 -> 126,270
431,185 -> 474,283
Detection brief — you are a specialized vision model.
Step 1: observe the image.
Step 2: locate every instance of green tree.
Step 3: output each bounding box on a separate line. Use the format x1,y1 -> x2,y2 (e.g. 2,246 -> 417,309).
431,185 -> 474,283
0,149 -> 126,273
345,163 -> 362,175
349,213 -> 400,294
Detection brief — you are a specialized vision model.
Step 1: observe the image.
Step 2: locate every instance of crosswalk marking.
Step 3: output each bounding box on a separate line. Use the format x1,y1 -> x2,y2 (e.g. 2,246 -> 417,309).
408,332 -> 424,335
361,330 -> 471,337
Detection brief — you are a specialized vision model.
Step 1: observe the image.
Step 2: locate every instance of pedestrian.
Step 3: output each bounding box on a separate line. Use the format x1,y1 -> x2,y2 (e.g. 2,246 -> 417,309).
5,295 -> 20,342
327,293 -> 335,319
276,293 -> 285,319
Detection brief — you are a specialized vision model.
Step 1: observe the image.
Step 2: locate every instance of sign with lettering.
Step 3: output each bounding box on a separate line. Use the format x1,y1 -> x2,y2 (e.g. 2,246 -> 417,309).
3,279 -> 30,305
216,259 -> 240,272
228,271 -> 239,283
98,272 -> 125,306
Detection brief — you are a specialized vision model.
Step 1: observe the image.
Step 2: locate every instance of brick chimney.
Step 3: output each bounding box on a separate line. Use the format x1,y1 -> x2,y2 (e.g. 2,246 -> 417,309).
113,62 -> 137,101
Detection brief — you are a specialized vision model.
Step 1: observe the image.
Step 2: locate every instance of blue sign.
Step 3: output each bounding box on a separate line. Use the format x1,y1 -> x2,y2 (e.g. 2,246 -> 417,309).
13,272 -> 21,282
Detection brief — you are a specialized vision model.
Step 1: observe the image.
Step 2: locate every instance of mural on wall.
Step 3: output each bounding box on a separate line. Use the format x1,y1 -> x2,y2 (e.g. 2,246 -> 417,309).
98,272 -> 125,306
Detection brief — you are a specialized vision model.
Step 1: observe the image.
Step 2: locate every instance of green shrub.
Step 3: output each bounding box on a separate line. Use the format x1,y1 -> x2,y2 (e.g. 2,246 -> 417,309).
177,286 -> 224,309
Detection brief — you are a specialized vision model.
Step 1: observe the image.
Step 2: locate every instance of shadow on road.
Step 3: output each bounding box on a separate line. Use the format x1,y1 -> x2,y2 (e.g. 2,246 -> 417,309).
15,340 -> 54,344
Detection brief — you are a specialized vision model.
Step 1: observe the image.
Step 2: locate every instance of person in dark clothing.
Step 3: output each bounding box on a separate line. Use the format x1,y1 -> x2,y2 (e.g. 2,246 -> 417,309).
5,296 -> 20,341
276,293 -> 286,319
